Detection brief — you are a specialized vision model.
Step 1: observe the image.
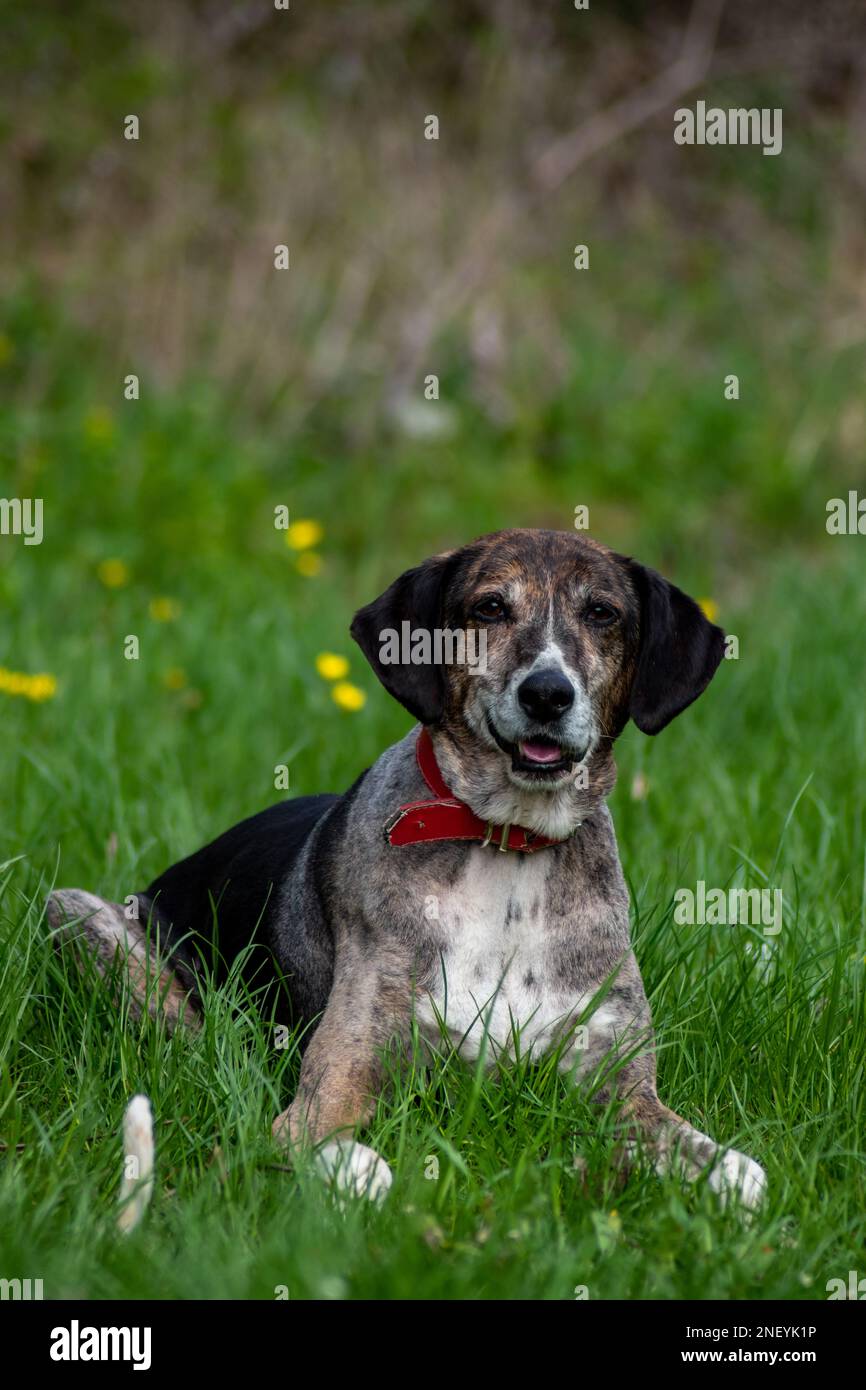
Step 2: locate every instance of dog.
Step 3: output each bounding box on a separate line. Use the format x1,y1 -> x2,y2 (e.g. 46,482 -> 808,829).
47,528 -> 766,1207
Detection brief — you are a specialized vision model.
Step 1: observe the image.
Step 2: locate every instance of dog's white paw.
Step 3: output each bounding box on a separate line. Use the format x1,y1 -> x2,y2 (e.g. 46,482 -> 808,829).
313,1140 -> 392,1205
708,1148 -> 767,1210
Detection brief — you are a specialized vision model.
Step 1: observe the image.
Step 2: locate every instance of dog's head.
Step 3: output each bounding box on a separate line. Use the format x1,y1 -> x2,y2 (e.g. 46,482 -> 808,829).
351,529 -> 725,836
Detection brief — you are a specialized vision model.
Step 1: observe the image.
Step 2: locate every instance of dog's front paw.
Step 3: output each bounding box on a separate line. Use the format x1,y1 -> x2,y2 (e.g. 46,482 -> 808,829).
708,1148 -> 767,1210
313,1140 -> 393,1205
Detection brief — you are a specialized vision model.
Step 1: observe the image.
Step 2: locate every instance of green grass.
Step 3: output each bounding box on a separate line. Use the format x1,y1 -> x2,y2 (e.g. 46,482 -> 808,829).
1,365 -> 863,1297
2,0 -> 864,1306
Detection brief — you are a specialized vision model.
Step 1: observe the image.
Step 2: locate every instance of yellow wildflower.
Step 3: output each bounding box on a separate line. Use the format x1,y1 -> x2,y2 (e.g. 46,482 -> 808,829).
0,667 -> 57,701
83,407 -> 115,444
98,558 -> 130,589
149,596 -> 181,622
698,598 -> 719,623
29,673 -> 57,701
285,519 -> 324,551
331,681 -> 366,712
315,652 -> 349,681
162,667 -> 187,691
295,552 -> 322,577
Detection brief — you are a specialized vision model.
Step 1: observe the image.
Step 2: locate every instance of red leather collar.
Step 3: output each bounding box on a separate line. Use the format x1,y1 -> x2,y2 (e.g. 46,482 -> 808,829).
383,728 -> 569,853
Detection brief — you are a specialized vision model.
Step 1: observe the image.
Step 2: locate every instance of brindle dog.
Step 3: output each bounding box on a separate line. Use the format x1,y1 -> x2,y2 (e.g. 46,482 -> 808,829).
47,529 -> 766,1207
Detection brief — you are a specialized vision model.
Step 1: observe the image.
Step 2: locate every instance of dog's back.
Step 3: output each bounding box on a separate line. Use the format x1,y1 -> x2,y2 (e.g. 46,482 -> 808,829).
47,792 -> 342,1032
143,793 -> 340,1006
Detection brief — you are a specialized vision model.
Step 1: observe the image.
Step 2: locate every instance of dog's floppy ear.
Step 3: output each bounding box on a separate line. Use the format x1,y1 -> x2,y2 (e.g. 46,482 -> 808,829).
626,560 -> 726,735
350,552 -> 456,724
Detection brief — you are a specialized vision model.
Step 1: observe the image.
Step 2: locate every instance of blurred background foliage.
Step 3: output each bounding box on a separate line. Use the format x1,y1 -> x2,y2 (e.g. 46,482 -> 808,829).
1,0 -> 865,865
2,0 -> 865,556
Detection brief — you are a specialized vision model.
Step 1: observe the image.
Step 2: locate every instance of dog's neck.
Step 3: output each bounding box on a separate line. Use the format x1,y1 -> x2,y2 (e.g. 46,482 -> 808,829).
428,725 -> 616,840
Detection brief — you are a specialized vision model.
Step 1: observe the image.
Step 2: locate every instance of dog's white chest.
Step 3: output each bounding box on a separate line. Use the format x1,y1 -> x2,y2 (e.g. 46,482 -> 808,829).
415,849 -> 596,1063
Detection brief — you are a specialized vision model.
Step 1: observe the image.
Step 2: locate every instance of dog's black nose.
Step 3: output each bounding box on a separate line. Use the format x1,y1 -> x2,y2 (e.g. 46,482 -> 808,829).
517,668 -> 575,722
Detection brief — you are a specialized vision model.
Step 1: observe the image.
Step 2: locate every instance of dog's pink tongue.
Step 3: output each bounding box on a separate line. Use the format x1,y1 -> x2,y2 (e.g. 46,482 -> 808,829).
520,741 -> 562,764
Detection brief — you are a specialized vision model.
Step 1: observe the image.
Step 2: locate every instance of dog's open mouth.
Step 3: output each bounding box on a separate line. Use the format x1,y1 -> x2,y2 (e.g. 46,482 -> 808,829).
518,738 -> 564,765
487,719 -> 581,777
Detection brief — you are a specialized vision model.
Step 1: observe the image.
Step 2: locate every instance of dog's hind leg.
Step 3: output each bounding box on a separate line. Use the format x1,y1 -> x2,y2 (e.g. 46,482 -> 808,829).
46,888 -> 201,1033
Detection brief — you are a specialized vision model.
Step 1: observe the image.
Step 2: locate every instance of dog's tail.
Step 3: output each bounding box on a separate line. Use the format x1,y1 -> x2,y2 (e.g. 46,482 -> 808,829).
45,888 -> 201,1033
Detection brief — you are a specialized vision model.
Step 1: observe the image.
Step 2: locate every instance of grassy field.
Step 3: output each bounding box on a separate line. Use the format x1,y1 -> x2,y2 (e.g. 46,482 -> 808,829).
1,309 -> 864,1297
1,0 -> 865,1302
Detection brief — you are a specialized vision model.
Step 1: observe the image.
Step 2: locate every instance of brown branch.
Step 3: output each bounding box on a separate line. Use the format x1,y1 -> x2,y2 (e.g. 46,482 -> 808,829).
397,0 -> 726,389
535,0 -> 727,192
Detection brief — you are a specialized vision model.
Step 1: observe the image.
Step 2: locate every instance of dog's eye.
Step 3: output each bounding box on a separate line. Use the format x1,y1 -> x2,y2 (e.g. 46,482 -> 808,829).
473,596 -> 508,622
585,601 -> 619,627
